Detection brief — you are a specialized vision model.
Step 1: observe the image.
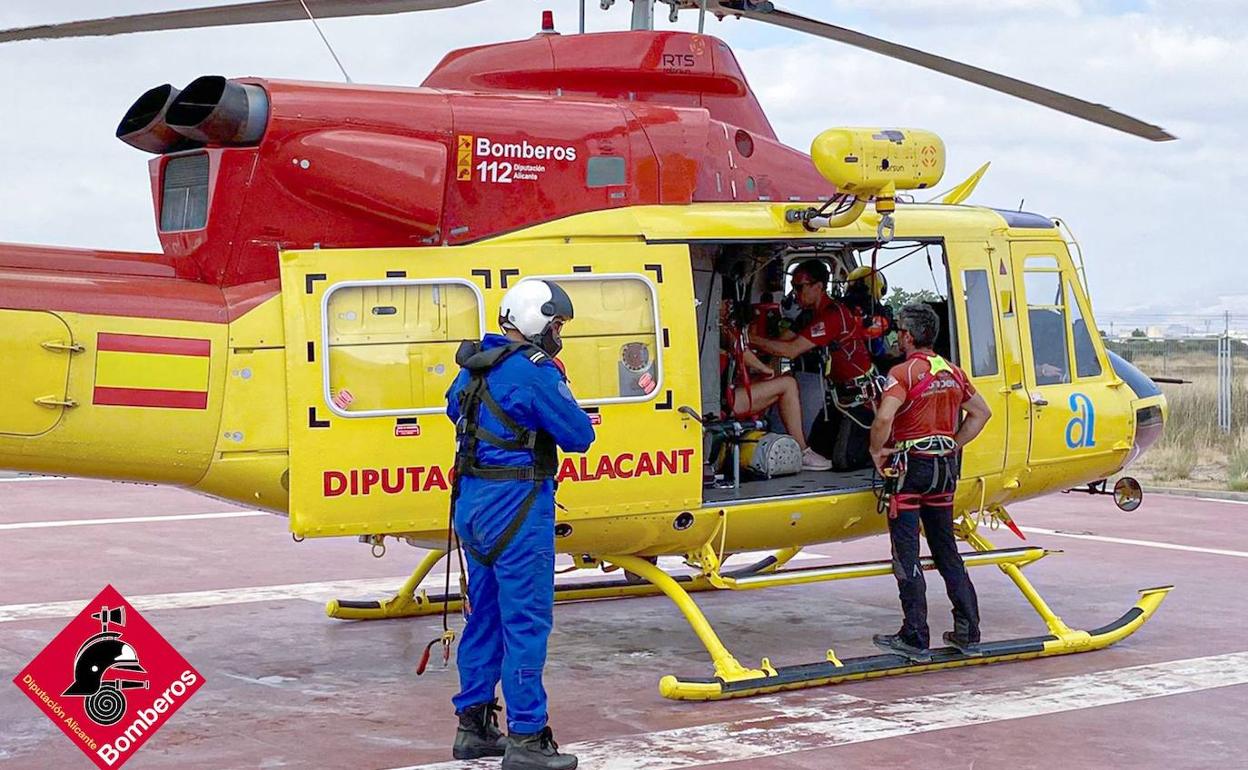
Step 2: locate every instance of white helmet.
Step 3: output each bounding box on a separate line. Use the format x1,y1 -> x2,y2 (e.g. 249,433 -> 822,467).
499,279 -> 574,356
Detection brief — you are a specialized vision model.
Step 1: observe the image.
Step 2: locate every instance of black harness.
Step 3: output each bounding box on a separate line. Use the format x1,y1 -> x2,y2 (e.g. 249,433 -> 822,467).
451,340 -> 559,567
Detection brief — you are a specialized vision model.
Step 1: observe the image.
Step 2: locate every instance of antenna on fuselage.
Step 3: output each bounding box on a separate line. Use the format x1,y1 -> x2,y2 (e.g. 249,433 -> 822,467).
624,1 -> 707,31
297,0 -> 353,83
629,0 -> 654,30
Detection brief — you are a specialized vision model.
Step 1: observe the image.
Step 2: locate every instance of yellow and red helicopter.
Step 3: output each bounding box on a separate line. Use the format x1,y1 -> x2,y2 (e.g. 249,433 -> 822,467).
1,0 -> 1173,700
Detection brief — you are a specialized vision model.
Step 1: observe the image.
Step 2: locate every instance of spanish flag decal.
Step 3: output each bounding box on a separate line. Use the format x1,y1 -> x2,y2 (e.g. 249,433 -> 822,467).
93,333 -> 211,409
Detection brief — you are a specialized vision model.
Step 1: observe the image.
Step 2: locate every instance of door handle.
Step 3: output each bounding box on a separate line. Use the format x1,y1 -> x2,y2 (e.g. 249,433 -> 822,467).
1029,392 -> 1049,407
34,396 -> 78,408
41,340 -> 84,353
678,405 -> 704,424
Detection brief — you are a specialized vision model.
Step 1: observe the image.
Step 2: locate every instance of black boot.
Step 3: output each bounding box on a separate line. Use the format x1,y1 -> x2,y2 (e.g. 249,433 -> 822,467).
872,632 -> 931,663
502,726 -> 577,770
942,630 -> 983,657
453,700 -> 506,760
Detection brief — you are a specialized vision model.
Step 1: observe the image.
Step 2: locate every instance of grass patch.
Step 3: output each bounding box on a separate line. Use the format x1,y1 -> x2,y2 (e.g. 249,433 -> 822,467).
1125,361 -> 1248,490
1145,445 -> 1196,482
1229,447 -> 1248,491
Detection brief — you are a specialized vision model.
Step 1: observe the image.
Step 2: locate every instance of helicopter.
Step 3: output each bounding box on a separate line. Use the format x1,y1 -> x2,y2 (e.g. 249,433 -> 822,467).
0,0 -> 1174,700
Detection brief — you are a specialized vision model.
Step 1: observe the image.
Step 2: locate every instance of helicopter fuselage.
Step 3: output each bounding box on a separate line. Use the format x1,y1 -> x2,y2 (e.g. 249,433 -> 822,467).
0,30 -> 1165,560
0,198 -> 1166,558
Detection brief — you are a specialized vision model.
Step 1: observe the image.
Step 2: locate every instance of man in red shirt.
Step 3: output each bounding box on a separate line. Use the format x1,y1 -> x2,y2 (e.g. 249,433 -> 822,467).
750,260 -> 875,464
868,303 -> 992,661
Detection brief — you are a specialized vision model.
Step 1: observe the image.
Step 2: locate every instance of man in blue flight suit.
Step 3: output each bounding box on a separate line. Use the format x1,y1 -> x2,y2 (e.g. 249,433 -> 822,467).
446,279 -> 595,770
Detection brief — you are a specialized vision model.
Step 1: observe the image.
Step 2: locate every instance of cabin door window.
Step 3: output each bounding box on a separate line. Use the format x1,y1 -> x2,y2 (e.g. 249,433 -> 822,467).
517,274 -> 662,405
321,279 -> 485,416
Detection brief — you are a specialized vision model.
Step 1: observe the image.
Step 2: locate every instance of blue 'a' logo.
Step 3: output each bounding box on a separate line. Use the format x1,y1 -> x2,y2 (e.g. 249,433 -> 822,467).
1065,392 -> 1096,449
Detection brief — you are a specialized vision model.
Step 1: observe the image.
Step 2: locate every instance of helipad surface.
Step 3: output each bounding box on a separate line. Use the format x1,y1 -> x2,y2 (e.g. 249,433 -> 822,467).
2,478 -> 1245,769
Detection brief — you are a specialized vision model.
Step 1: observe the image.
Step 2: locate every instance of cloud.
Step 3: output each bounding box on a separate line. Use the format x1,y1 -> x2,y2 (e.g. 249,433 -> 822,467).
0,0 -> 1243,320
732,3 -> 1247,313
829,0 -> 1084,19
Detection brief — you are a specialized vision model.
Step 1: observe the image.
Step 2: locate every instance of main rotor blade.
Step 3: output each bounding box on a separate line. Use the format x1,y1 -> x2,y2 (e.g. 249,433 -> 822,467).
0,0 -> 488,43
715,2 -> 1175,142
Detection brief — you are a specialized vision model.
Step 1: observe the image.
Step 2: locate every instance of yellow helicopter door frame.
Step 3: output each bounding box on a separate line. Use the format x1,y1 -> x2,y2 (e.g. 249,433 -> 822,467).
278,241 -> 701,540
1010,240 -> 1129,492
946,242 -> 1007,482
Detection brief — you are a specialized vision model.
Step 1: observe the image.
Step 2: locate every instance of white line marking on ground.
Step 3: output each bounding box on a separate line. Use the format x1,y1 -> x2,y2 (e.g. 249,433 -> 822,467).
1194,496 -> 1248,506
395,651 -> 1248,770
0,510 -> 268,530
0,550 -> 820,622
0,576 -> 414,623
1021,526 -> 1248,559
0,476 -> 72,483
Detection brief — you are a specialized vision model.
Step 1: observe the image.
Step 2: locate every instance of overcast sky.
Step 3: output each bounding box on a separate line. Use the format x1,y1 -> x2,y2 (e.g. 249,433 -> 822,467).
0,0 -> 1243,329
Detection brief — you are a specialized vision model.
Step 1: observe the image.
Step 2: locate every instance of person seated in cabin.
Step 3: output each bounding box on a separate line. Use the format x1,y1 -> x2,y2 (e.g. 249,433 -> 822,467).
750,260 -> 877,469
720,300 -> 833,471
1028,308 -> 1068,385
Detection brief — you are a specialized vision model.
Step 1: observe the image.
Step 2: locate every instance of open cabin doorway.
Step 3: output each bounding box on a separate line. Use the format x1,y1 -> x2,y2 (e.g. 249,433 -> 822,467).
687,237 -> 955,505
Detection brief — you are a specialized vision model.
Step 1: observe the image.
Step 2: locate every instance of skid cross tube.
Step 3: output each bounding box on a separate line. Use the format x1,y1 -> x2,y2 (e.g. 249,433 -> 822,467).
607,553 -> 768,684
964,527 -> 1081,638
325,545 -> 807,620
719,546 -> 1049,590
326,548 -> 451,620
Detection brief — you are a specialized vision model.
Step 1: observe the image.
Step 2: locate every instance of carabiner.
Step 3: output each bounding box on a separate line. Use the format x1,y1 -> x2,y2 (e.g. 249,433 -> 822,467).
876,212 -> 896,243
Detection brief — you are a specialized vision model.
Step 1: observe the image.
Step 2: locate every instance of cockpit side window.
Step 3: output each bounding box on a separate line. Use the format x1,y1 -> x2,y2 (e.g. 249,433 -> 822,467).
1067,277 -> 1103,379
1022,259 -> 1070,385
963,269 -> 998,377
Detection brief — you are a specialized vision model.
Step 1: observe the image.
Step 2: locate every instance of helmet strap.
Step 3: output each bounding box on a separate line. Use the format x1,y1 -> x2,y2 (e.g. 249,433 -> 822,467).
531,321 -> 563,358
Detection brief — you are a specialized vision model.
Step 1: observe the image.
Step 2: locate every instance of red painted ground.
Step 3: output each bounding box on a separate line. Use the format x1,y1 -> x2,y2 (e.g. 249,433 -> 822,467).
1,478 -> 1245,769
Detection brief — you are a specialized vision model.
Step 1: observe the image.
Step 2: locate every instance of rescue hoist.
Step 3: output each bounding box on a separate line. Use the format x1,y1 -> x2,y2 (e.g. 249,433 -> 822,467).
786,127 -> 946,243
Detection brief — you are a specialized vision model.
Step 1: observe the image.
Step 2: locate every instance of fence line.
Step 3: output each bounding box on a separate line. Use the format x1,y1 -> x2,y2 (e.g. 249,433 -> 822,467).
1108,329 -> 1240,436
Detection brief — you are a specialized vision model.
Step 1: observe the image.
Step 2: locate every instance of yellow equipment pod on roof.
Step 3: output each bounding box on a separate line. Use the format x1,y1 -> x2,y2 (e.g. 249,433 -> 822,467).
811,128 -> 946,195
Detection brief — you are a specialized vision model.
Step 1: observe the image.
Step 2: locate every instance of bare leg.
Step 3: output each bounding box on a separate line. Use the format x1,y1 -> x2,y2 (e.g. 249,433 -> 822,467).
733,377 -> 808,451
773,378 -> 810,450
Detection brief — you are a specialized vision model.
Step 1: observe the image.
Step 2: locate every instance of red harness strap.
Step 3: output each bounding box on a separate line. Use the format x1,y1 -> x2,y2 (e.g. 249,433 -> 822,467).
721,326 -> 758,418
890,492 -> 923,519
887,487 -> 956,519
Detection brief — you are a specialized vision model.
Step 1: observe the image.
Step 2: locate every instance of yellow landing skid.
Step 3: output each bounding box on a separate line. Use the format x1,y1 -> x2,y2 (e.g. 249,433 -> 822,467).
603,514 -> 1171,701
652,585 -> 1171,701
324,546 -> 807,620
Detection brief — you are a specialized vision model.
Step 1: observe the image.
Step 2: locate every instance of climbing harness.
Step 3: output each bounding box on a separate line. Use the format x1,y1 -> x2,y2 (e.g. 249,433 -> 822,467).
417,339 -> 558,676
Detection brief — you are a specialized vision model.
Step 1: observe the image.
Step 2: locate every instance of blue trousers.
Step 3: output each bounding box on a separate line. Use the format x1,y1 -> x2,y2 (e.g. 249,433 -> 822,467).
451,478 -> 556,734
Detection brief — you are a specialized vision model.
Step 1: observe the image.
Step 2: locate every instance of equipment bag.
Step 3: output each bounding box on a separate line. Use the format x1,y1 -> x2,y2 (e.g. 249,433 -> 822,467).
738,429 -> 803,479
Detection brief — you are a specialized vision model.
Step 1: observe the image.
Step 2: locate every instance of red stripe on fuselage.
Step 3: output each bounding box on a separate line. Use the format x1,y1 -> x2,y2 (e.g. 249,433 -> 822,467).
92,387 -> 208,410
97,333 -> 211,357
